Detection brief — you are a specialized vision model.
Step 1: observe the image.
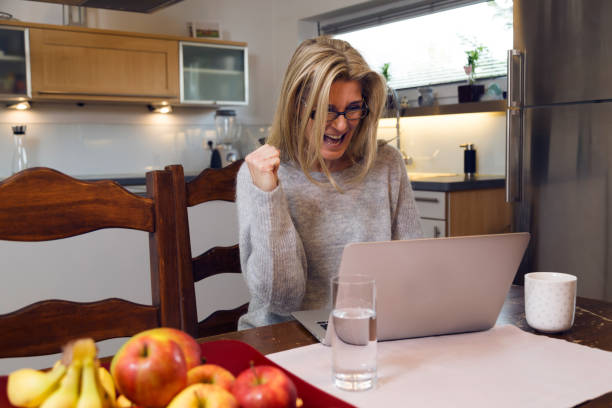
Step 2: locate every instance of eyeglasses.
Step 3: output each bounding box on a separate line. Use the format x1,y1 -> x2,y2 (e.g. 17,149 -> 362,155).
310,101 -> 369,123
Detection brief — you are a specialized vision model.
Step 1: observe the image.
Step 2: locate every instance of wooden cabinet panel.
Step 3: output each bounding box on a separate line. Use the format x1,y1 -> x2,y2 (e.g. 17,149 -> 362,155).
447,188 -> 513,237
29,27 -> 179,103
414,187 -> 513,238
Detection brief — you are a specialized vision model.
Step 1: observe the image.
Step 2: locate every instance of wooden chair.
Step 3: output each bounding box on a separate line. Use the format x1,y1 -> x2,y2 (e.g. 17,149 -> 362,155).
166,160 -> 247,338
0,167 -> 181,358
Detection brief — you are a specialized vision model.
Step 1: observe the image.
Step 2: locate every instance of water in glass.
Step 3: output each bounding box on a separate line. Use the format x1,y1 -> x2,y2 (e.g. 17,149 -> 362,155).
331,306 -> 377,391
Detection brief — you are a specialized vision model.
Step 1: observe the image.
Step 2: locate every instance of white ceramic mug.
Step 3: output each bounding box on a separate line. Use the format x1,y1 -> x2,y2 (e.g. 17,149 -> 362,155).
524,272 -> 577,333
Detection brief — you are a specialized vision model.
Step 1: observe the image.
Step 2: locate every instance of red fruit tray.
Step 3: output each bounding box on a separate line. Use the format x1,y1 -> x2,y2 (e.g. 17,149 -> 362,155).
200,340 -> 354,408
0,340 -> 354,408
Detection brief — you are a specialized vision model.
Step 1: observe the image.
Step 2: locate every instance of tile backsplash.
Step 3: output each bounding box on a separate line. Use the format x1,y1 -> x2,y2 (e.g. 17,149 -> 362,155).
378,111 -> 506,176
0,103 -> 266,179
1,101 -> 505,180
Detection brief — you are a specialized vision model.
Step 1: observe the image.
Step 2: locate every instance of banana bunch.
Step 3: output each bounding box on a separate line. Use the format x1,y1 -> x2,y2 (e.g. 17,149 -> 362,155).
7,338 -> 116,408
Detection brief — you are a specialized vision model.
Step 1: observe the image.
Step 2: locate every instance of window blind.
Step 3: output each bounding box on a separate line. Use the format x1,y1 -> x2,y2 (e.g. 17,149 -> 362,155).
318,0 -> 487,36
321,0 -> 512,89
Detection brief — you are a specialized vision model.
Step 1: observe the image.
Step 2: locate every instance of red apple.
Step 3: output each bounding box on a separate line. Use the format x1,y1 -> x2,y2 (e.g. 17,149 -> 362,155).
132,327 -> 202,370
110,333 -> 188,408
187,364 -> 235,391
231,365 -> 298,408
167,384 -> 239,408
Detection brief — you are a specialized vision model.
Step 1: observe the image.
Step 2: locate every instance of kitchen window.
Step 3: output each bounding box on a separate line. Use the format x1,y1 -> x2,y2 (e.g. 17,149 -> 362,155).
321,0 -> 512,90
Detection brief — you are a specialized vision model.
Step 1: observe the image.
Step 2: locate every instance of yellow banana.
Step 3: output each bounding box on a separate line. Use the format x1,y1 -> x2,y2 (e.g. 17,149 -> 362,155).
76,357 -> 102,408
7,360 -> 67,408
40,358 -> 82,408
115,395 -> 133,408
96,365 -> 116,407
70,338 -> 97,362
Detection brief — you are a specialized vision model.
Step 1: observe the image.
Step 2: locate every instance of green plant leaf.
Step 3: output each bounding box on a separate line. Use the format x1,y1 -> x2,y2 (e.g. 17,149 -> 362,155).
380,62 -> 391,82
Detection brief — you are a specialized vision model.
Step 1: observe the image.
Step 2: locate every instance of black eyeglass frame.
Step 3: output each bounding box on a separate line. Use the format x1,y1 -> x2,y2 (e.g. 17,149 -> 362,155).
309,100 -> 370,122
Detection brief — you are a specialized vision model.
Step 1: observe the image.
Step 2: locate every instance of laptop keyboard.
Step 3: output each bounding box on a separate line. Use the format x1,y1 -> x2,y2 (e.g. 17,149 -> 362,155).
317,320 -> 328,330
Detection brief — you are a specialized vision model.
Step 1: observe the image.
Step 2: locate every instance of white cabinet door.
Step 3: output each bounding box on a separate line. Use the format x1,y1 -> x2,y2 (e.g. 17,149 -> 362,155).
414,190 -> 446,238
413,191 -> 445,219
420,218 -> 446,238
180,41 -> 248,105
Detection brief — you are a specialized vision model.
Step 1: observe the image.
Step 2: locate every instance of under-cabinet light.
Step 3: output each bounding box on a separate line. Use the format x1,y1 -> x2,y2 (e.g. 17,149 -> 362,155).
148,102 -> 173,114
6,101 -> 31,111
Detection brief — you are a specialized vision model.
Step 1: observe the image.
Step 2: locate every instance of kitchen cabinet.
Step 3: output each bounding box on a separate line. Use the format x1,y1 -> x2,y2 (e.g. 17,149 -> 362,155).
414,187 -> 512,238
0,19 -> 250,106
180,41 -> 248,105
414,190 -> 447,238
0,25 -> 30,101
29,27 -> 179,103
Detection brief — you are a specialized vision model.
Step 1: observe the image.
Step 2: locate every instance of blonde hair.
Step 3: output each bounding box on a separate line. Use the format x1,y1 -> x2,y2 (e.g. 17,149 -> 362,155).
267,36 -> 386,188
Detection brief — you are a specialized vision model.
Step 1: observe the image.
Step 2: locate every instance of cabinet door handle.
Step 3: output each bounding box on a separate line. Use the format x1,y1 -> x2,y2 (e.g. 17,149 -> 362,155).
415,197 -> 439,203
433,225 -> 441,238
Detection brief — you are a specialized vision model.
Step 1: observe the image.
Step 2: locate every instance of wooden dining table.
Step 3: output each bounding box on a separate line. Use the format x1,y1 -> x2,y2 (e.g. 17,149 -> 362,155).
198,285 -> 612,407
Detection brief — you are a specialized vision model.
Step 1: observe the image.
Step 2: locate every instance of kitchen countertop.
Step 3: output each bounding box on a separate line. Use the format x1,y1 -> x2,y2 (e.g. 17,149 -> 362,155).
74,173 -> 199,195
409,174 -> 505,192
74,172 -> 505,194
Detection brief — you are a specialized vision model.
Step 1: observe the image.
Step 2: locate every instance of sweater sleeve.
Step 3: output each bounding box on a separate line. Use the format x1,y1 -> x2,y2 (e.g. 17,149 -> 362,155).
386,146 -> 423,240
236,163 -> 308,316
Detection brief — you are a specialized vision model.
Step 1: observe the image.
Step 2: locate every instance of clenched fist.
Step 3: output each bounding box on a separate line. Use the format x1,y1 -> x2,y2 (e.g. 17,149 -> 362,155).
245,144 -> 281,192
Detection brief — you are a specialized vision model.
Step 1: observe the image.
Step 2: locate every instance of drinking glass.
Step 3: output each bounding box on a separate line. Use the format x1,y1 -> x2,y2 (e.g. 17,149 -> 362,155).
331,274 -> 377,391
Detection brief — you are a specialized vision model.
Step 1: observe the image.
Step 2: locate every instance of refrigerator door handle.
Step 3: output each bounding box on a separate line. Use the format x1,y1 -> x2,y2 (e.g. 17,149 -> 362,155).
506,49 -> 524,203
506,107 -> 522,202
507,49 -> 525,108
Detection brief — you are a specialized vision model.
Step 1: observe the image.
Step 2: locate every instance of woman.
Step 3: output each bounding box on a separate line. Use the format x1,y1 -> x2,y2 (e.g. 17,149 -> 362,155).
236,36 -> 422,329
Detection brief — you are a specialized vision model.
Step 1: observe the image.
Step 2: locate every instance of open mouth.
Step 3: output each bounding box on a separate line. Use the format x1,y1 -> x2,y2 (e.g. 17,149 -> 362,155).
323,133 -> 346,146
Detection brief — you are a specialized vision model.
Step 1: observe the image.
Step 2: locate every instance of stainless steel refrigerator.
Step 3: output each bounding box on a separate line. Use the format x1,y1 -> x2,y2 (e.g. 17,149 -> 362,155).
507,0 -> 612,301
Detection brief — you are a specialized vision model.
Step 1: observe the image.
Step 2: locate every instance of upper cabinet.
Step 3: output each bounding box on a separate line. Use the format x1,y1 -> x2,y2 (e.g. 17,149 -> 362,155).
180,41 -> 248,105
29,27 -> 179,103
0,20 -> 249,106
0,25 -> 31,100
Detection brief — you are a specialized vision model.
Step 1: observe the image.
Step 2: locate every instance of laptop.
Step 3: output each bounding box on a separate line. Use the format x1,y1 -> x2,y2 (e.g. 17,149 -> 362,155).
292,232 -> 530,344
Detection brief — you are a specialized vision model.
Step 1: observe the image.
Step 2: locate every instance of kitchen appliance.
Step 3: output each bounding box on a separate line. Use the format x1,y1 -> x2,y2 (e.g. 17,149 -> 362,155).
214,109 -> 240,168
508,0 -> 612,301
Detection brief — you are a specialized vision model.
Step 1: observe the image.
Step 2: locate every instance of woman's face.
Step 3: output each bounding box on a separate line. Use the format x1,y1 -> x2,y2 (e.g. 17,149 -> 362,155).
309,79 -> 364,171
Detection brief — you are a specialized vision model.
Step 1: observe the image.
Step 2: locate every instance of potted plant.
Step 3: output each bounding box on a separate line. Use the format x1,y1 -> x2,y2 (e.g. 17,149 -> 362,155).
458,46 -> 487,103
380,62 -> 396,116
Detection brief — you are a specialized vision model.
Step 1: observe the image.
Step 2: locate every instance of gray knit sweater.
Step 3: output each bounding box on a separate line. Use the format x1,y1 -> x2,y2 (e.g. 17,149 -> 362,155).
236,144 -> 422,329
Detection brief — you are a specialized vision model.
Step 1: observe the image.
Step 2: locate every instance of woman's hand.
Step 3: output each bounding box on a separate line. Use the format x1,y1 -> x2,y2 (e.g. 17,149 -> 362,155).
245,144 -> 281,192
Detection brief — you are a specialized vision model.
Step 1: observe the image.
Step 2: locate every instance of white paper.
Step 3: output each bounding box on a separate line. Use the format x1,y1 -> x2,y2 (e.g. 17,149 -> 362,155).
267,325 -> 612,408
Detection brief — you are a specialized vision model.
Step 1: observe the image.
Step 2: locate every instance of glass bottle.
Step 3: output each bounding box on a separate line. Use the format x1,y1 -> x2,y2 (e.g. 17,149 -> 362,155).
11,125 -> 28,174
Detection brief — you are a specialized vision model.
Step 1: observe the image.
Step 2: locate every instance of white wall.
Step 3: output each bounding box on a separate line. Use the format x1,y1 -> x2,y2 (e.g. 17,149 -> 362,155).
0,200 -> 245,374
0,0 -> 364,372
1,0 -> 362,123
0,0 -> 508,370
0,0 -> 362,178
1,0 -> 506,178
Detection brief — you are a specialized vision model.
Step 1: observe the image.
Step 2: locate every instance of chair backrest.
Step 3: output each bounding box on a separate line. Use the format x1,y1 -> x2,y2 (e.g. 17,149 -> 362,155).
166,160 -> 246,338
0,167 -> 180,358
